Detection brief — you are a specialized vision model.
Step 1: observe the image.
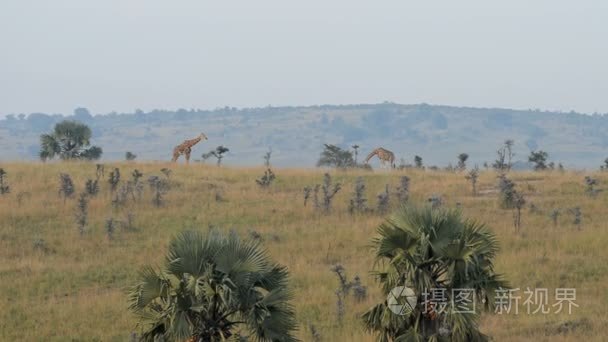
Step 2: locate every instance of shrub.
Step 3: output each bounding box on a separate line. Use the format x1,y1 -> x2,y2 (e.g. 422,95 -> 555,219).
320,173 -> 341,213
497,173 -> 516,208
255,168 -> 276,188
0,168 -> 10,195
59,173 -> 75,203
74,192 -> 88,235
376,184 -> 390,214
348,177 -> 368,214
395,176 -> 410,205
108,168 -> 121,193
125,151 -> 137,161
465,166 -> 480,196
84,179 -> 99,196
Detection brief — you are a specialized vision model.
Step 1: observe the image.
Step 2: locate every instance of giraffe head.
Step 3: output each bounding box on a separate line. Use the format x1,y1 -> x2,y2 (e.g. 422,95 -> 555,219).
199,132 -> 208,140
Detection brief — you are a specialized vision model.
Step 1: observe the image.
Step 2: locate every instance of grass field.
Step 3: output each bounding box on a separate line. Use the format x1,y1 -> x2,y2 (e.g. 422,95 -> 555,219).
0,162 -> 606,341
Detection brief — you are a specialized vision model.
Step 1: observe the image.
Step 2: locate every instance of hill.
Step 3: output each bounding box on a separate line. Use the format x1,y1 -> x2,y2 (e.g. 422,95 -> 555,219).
0,162 -> 606,340
1,103 -> 608,168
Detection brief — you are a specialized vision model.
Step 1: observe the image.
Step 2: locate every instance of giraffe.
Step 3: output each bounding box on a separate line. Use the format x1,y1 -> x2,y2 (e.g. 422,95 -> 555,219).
364,147 -> 396,169
171,133 -> 208,163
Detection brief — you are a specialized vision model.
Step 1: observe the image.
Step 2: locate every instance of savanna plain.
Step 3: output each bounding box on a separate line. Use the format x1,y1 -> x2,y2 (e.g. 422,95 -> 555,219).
0,163 -> 606,341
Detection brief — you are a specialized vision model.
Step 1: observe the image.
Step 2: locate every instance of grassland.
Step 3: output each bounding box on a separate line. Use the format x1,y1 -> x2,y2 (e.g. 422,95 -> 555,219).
0,162 -> 607,341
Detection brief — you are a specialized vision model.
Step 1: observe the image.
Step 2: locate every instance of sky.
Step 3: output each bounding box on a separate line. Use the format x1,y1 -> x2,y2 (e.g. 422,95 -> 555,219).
1,0 -> 607,117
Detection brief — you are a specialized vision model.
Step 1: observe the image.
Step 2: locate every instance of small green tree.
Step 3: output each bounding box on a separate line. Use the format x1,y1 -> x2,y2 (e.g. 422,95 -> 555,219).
528,150 -> 549,171
40,120 -> 103,161
125,151 -> 137,161
457,153 -> 469,171
129,230 -> 298,342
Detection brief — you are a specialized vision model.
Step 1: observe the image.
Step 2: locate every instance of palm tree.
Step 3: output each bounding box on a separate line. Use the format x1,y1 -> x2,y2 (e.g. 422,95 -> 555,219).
39,120 -> 102,161
362,206 -> 507,342
129,230 -> 298,342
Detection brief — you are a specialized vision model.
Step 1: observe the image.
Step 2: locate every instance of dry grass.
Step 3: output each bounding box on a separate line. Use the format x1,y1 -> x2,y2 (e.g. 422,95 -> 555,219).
0,162 -> 607,341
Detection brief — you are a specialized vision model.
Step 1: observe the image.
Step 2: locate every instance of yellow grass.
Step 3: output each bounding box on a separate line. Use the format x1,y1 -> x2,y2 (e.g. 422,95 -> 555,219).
0,162 -> 607,341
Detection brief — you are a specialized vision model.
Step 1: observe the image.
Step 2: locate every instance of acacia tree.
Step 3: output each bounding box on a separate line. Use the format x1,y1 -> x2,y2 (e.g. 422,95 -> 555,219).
317,144 -> 355,169
362,206 -> 507,341
129,230 -> 298,342
528,150 -> 549,171
39,120 -> 102,161
203,146 -> 230,166
457,153 -> 469,171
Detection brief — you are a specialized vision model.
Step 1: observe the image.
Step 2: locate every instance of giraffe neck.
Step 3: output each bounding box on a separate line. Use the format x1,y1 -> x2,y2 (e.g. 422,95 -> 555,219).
185,137 -> 202,148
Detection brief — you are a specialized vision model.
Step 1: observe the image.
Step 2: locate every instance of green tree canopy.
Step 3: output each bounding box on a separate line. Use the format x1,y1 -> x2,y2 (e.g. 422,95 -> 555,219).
129,230 -> 298,342
39,120 -> 102,161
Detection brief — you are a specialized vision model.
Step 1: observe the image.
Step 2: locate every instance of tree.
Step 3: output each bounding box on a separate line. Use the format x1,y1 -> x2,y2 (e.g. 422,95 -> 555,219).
203,146 -> 230,166
465,166 -> 480,196
362,206 -> 507,341
352,145 -> 360,164
316,144 -> 355,169
129,230 -> 298,342
414,155 -> 423,169
601,158 -> 608,171
125,151 -> 137,161
528,150 -> 549,171
457,153 -> 469,171
493,140 -> 514,171
39,120 -> 103,161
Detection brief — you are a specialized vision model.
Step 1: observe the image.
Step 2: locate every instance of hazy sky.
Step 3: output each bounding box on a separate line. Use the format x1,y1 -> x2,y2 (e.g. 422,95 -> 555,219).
1,0 -> 607,116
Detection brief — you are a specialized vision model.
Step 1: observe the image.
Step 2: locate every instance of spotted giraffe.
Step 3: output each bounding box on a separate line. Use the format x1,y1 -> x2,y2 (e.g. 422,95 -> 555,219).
364,147 -> 396,169
171,133 -> 208,163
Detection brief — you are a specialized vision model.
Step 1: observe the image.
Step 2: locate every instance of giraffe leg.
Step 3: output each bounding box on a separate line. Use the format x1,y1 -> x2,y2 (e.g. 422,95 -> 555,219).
185,148 -> 191,164
172,151 -> 179,162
